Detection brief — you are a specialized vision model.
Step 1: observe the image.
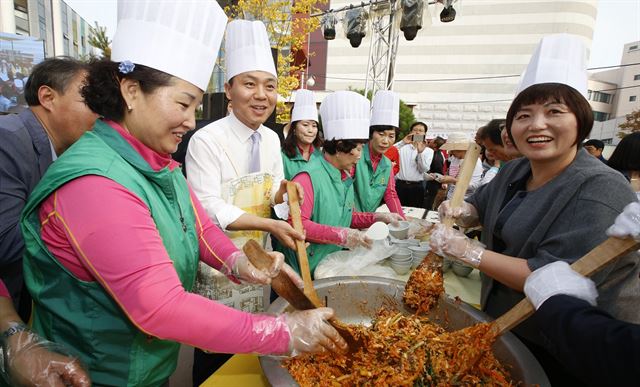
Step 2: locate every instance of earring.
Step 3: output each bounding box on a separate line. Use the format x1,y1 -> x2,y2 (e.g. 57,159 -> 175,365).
127,105 -> 132,112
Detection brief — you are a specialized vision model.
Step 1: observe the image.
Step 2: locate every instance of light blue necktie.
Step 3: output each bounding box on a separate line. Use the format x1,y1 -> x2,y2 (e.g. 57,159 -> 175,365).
249,131 -> 261,173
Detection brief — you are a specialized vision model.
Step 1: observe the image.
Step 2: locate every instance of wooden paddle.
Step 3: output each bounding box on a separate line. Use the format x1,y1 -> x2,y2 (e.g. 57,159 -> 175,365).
493,236 -> 640,334
243,239 -> 364,352
441,142 -> 482,227
285,182 -> 324,307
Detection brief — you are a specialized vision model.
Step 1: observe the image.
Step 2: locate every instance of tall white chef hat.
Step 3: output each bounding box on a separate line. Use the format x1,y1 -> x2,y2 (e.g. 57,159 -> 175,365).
225,20 -> 278,82
111,0 -> 227,91
516,33 -> 588,98
370,90 -> 400,127
320,91 -> 370,141
291,89 -> 318,122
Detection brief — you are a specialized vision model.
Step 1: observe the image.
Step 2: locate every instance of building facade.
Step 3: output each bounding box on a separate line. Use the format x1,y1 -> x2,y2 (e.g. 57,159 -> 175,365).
0,0 -> 92,59
307,0 -> 598,137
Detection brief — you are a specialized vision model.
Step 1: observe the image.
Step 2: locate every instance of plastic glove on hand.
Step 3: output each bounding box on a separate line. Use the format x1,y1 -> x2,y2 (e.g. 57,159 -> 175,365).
374,212 -> 404,226
429,224 -> 484,268
339,228 -> 373,250
284,308 -> 347,356
524,261 -> 598,310
3,329 -> 91,387
437,200 -> 479,228
227,251 -> 284,284
606,201 -> 640,241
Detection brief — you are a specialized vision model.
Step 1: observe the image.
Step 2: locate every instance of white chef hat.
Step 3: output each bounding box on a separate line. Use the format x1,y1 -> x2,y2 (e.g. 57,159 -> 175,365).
111,0 -> 226,91
320,91 -> 370,141
516,33 -> 588,98
225,20 -> 277,82
370,90 -> 400,127
290,89 -> 318,122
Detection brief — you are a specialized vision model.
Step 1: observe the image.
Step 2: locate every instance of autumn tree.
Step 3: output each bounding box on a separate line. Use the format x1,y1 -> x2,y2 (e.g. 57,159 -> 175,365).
618,109 -> 640,138
88,22 -> 111,59
226,0 -> 324,122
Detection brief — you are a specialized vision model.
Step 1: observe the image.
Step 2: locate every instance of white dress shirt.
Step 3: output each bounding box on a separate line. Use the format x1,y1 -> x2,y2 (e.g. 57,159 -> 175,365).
395,142 -> 434,182
186,112 -> 284,229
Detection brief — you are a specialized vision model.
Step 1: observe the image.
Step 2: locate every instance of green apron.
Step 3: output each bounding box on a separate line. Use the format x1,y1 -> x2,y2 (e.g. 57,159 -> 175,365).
282,147 -> 322,180
354,145 -> 392,212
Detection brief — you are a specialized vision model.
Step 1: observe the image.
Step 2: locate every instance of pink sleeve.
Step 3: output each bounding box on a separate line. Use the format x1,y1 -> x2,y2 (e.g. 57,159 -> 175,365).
350,212 -> 376,229
0,280 -> 9,299
383,169 -> 406,219
39,176 -> 290,355
292,173 -> 347,245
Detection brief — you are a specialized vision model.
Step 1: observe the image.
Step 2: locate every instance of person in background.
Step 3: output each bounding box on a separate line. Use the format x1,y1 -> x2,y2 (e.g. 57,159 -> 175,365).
523,201 -> 640,387
394,121 -> 433,208
20,3 -> 343,386
282,91 -> 401,277
423,135 -> 447,210
0,58 -> 97,321
476,118 -> 517,163
353,90 -> 405,219
583,138 -> 607,162
0,279 -> 91,386
431,34 -> 638,386
427,132 -> 483,200
607,132 -> 640,199
281,88 -> 322,180
384,127 -> 400,175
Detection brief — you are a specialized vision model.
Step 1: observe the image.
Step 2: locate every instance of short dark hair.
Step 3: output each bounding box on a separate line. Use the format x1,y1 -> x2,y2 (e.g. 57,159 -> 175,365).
369,125 -> 397,139
81,59 -> 173,121
583,139 -> 605,150
432,136 -> 446,149
506,83 -> 593,148
282,120 -> 323,158
477,119 -> 505,146
607,132 -> 640,173
410,121 -> 428,132
24,57 -> 89,106
323,138 -> 368,155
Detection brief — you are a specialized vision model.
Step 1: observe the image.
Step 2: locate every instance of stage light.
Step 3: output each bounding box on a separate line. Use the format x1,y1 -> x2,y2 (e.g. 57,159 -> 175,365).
400,0 -> 424,41
440,0 -> 456,22
344,6 -> 368,48
321,11 -> 338,40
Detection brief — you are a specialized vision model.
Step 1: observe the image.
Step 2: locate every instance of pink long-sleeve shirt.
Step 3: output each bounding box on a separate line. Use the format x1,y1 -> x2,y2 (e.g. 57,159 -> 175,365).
0,280 -> 8,299
365,145 -> 405,218
292,157 -> 376,245
37,121 -> 290,355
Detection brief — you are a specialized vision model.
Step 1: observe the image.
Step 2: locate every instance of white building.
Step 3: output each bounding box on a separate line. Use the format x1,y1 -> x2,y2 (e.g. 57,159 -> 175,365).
0,0 -> 93,59
589,41 -> 640,144
312,0 -> 598,137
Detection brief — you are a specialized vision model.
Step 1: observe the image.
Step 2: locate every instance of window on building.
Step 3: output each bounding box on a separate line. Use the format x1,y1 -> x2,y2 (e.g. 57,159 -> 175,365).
630,96 -> 637,102
593,111 -> 610,122
630,45 -> 638,51
587,90 -> 593,100
634,74 -> 640,81
591,91 -> 612,104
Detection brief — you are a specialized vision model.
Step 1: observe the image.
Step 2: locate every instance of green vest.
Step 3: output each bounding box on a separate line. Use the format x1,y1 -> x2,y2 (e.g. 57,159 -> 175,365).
281,147 -> 322,180
354,145 -> 392,212
281,157 -> 354,277
21,120 -> 200,386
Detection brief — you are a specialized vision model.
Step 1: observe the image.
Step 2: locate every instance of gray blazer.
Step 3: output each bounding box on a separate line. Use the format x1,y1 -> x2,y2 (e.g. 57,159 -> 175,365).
468,149 -> 639,343
0,109 -> 53,300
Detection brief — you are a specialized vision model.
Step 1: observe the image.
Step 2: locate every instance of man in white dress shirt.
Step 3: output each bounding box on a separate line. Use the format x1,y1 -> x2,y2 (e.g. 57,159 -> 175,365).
394,121 -> 434,208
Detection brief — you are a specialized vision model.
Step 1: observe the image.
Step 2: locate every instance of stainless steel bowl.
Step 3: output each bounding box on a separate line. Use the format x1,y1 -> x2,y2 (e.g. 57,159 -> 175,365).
260,276 -> 550,386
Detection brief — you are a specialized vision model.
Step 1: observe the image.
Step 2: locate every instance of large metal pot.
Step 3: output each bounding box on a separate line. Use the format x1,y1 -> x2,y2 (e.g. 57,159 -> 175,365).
260,276 -> 550,386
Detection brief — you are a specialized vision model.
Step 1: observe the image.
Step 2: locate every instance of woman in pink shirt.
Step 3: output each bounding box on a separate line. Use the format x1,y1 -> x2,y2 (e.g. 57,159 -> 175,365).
18,3 -> 345,385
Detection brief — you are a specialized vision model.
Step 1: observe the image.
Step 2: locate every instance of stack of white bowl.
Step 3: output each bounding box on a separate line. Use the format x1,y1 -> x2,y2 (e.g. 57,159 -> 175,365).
389,247 -> 412,275
408,243 -> 430,269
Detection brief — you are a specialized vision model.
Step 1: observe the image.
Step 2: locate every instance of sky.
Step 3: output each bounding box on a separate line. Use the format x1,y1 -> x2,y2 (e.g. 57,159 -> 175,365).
67,0 -> 639,69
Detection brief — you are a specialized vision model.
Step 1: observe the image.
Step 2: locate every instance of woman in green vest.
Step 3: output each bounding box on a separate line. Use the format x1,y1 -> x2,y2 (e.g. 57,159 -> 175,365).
281,91 -> 402,277
18,2 -> 345,386
281,89 -> 323,179
353,90 -> 406,219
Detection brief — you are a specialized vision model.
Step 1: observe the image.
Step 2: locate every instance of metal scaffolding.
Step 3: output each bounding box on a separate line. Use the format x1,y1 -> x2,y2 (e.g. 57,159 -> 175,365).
364,0 -> 400,99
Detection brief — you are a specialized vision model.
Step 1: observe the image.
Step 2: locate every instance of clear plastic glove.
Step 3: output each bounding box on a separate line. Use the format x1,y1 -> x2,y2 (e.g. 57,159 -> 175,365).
225,251 -> 285,285
283,308 -> 347,356
2,327 -> 91,387
429,224 -> 485,268
374,212 -> 404,226
606,201 -> 640,241
524,261 -> 598,310
338,228 -> 372,250
437,200 -> 479,228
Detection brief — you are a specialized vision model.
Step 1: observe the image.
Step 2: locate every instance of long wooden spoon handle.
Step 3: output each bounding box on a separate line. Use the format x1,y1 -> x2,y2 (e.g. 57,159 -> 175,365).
493,237 -> 640,334
442,143 -> 481,227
